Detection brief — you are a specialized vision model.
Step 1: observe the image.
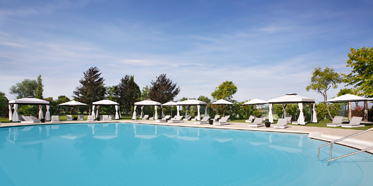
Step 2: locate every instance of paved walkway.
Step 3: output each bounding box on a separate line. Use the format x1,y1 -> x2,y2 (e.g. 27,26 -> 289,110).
1,119 -> 372,153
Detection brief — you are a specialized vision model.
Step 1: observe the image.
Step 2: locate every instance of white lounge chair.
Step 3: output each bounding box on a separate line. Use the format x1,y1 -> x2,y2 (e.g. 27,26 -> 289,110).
51,115 -> 60,123
245,115 -> 256,123
194,116 -> 210,124
213,116 -> 230,126
156,115 -> 171,123
248,118 -> 264,127
66,115 -> 73,121
87,115 -> 94,122
274,119 -> 289,129
184,115 -> 192,121
342,117 -> 364,128
102,115 -> 110,121
21,116 -> 41,124
327,116 -> 344,127
284,116 -> 292,124
168,116 -> 184,123
142,115 -> 149,120
78,115 -> 84,120
213,115 -> 221,121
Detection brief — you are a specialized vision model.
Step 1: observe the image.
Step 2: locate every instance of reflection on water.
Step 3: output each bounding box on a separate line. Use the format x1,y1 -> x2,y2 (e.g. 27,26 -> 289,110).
0,123 -> 370,186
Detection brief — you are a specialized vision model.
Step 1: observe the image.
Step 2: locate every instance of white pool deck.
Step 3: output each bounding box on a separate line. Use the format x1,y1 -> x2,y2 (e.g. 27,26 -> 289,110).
1,119 -> 372,154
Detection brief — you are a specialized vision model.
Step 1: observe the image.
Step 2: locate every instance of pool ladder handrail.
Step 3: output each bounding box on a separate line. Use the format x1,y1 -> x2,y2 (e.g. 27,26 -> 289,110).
317,127 -> 373,162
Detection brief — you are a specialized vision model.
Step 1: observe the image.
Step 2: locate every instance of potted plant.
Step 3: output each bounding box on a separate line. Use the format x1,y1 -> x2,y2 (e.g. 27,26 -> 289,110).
265,119 -> 271,127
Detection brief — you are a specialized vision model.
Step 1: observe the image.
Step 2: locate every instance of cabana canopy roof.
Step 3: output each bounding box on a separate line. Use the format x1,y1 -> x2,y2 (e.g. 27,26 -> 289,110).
134,99 -> 161,106
59,100 -> 87,106
327,94 -> 373,102
9,97 -> 49,105
269,93 -> 315,104
93,99 -> 119,105
212,99 -> 233,105
177,99 -> 207,105
162,101 -> 177,106
242,98 -> 268,105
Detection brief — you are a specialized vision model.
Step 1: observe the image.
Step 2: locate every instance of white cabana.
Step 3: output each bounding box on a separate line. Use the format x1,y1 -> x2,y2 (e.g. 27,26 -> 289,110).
177,99 -> 207,121
162,101 -> 178,117
92,99 -> 120,120
8,97 -> 50,122
134,99 -> 161,120
59,100 -> 87,117
327,94 -> 373,121
243,98 -> 269,121
268,93 -> 316,125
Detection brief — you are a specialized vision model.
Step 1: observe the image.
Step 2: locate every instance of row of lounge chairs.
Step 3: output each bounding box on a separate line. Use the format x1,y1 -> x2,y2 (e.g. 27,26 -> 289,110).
245,115 -> 267,123
51,115 -> 113,122
327,116 -> 364,128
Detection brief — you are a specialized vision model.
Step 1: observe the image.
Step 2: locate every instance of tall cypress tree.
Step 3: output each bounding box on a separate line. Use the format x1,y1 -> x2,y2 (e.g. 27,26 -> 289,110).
35,75 -> 44,99
73,67 -> 106,111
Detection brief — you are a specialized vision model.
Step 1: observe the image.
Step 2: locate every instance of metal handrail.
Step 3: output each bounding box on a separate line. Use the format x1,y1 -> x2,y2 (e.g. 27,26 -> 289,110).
317,127 -> 373,161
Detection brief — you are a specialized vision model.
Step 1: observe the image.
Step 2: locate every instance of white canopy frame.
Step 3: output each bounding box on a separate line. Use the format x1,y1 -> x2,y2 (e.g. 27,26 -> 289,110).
177,99 -> 207,121
268,93 -> 315,125
8,97 -> 50,122
242,98 -> 268,121
327,94 -> 373,121
92,99 -> 120,120
59,100 -> 87,118
134,99 -> 161,120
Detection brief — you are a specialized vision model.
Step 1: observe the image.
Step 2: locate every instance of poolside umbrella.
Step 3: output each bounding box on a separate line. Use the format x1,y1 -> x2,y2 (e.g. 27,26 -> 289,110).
59,100 -> 87,116
162,101 -> 178,117
212,99 -> 233,116
242,98 -> 268,109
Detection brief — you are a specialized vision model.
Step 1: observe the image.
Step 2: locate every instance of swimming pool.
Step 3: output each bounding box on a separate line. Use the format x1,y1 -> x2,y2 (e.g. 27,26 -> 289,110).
0,123 -> 372,186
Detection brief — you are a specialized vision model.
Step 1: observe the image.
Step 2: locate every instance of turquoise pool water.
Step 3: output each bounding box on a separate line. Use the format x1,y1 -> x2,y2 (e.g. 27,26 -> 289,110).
0,123 -> 372,186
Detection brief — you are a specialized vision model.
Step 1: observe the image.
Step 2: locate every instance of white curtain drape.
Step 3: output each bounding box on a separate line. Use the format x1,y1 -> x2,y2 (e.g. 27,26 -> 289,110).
205,106 -> 208,116
12,104 -> 19,122
95,106 -> 99,120
140,106 -> 144,118
161,106 -> 164,118
282,104 -> 287,118
177,106 -> 180,116
155,106 -> 158,120
8,104 -> 12,121
297,103 -> 305,125
92,105 -> 95,119
132,105 -> 137,119
197,105 -> 201,120
118,106 -> 121,118
269,104 -> 273,123
185,106 -> 189,116
312,103 -> 317,123
38,105 -> 44,119
115,105 -> 119,119
45,105 -> 51,121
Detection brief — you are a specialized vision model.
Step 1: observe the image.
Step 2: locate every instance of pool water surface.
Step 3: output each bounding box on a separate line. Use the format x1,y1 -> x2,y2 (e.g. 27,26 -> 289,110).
0,123 -> 372,186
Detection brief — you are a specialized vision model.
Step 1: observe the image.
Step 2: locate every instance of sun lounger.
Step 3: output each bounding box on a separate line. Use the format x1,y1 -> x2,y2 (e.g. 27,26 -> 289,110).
191,116 -> 198,121
102,115 -> 110,121
168,116 -> 184,123
342,116 -> 364,128
78,115 -> 84,120
21,116 -> 41,124
66,115 -> 73,121
142,115 -> 149,120
326,116 -> 343,127
245,115 -> 256,123
194,116 -> 210,124
184,115 -> 192,121
284,116 -> 292,124
213,116 -> 230,125
248,118 -> 264,127
213,115 -> 221,121
87,115 -> 94,122
156,115 -> 171,123
51,115 -> 60,123
274,119 -> 289,129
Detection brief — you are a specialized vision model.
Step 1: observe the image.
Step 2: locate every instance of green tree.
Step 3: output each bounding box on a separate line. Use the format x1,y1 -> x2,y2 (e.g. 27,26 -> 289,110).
73,67 -> 106,112
116,75 -> 141,115
35,75 -> 43,99
197,95 -> 211,103
141,85 -> 150,100
9,79 -> 37,98
149,74 -> 180,104
306,67 -> 342,119
106,85 -> 118,101
0,91 -> 8,117
337,88 -> 356,96
344,47 -> 373,97
211,81 -> 237,100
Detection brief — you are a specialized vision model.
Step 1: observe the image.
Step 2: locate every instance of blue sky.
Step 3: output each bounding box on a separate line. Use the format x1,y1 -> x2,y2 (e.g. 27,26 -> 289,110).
1,0 -> 373,103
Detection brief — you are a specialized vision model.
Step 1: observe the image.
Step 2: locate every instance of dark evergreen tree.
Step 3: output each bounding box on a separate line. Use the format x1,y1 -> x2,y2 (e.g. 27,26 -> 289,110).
149,74 -> 180,104
115,75 -> 141,115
